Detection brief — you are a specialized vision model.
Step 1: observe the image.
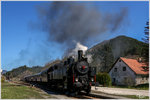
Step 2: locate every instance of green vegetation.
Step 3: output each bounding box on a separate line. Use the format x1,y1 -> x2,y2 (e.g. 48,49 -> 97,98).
4,65 -> 43,80
134,83 -> 149,90
4,61 -> 61,81
142,21 -> 149,62
96,72 -> 111,86
1,76 -> 5,83
87,35 -> 149,73
110,83 -> 149,90
1,82 -> 51,99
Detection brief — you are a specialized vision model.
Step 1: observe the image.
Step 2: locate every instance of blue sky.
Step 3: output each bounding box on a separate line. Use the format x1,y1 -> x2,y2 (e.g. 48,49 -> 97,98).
1,1 -> 149,71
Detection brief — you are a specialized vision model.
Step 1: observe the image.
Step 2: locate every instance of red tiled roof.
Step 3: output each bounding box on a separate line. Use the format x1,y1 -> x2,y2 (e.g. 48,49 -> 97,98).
120,57 -> 149,75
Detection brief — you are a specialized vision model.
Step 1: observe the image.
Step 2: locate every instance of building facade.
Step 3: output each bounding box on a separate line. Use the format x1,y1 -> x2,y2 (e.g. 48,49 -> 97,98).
109,57 -> 149,86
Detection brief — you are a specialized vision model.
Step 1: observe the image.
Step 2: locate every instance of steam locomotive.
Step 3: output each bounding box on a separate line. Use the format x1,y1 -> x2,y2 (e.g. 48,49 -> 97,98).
24,50 -> 96,94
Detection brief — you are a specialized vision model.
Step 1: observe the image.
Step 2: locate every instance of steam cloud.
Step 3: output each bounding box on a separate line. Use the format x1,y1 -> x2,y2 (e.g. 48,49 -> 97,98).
66,42 -> 93,63
68,42 -> 88,57
5,40 -> 53,70
37,2 -> 128,47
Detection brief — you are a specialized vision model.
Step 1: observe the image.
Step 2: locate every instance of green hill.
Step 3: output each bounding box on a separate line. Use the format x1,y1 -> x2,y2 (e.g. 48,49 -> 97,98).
4,65 -> 43,81
87,35 -> 148,72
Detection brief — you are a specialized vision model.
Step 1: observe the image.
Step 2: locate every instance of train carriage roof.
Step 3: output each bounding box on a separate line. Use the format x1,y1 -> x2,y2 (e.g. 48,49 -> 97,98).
24,62 -> 65,78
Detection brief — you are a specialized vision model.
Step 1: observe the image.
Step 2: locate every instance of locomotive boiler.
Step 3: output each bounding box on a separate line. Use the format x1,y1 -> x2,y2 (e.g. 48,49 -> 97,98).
24,50 -> 96,94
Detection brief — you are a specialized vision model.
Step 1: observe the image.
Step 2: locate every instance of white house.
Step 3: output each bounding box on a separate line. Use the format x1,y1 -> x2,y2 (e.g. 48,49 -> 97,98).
109,57 -> 149,86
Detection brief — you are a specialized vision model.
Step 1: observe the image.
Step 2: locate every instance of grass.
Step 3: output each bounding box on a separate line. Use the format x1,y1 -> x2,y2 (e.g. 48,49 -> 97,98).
1,82 -> 52,99
115,94 -> 149,99
110,83 -> 149,90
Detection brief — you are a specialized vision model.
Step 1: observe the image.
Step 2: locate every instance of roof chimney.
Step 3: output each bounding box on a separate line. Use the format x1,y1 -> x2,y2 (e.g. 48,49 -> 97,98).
138,57 -> 142,63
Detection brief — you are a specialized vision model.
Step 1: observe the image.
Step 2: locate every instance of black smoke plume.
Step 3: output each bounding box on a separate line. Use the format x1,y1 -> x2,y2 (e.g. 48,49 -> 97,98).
36,2 -> 128,47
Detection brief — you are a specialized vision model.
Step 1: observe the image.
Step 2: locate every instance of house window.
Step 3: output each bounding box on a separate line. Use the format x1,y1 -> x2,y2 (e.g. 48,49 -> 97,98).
142,66 -> 149,72
123,67 -> 126,71
114,68 -> 117,72
119,59 -> 121,62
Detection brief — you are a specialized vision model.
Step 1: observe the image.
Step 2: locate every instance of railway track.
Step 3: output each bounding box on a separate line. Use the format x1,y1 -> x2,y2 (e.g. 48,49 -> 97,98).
11,81 -> 128,99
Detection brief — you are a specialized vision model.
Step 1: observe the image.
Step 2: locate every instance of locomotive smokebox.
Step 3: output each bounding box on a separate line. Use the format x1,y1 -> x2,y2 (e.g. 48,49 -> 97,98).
78,50 -> 83,61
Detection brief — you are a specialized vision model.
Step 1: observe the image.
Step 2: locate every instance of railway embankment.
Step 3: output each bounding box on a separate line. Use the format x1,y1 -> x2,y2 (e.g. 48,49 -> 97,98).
1,81 -> 52,99
1,81 -> 75,99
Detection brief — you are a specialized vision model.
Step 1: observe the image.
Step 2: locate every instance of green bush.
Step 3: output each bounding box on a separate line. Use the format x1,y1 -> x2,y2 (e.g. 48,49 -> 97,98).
1,76 -> 5,83
96,72 -> 111,86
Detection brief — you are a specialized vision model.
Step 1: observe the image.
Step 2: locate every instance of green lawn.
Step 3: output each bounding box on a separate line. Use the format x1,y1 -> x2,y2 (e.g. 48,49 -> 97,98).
110,83 -> 149,90
1,82 -> 52,99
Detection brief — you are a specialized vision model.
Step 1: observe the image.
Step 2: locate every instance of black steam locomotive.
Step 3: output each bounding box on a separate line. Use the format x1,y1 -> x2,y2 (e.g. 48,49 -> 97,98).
24,50 -> 96,94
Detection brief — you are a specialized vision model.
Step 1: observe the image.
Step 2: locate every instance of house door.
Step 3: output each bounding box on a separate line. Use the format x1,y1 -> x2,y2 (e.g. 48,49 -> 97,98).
113,78 -> 116,85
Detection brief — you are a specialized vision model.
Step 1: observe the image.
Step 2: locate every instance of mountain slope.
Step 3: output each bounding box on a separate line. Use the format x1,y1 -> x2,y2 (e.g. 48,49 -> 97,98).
1,70 -> 7,75
4,65 -> 43,80
87,35 -> 148,72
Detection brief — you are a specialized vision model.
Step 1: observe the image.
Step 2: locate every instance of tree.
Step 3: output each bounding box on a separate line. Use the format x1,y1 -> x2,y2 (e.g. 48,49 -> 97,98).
1,76 -> 6,83
142,21 -> 149,44
96,72 -> 111,86
101,44 -> 114,72
142,21 -> 149,62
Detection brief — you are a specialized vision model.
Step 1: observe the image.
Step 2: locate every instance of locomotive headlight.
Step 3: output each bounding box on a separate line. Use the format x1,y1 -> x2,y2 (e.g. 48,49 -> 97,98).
91,78 -> 94,82
75,78 -> 78,82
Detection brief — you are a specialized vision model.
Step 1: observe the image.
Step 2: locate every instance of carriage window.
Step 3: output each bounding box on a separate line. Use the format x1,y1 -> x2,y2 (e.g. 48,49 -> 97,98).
123,67 -> 126,71
64,61 -> 67,65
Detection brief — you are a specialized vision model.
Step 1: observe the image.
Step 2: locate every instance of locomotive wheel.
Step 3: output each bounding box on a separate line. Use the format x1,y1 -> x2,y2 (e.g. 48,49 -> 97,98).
74,91 -> 78,96
86,90 -> 90,95
86,88 -> 91,95
62,83 -> 67,93
69,91 -> 79,97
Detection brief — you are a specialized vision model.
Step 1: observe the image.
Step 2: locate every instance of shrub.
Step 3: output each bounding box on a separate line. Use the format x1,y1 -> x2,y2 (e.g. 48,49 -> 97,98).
96,72 -> 111,86
1,76 -> 5,83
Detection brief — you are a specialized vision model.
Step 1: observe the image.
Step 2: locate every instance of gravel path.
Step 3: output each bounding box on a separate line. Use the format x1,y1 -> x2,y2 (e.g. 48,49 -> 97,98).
91,86 -> 149,96
39,90 -> 75,99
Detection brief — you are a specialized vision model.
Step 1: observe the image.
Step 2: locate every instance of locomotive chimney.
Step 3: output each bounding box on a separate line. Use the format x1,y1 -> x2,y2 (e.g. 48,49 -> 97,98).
78,50 -> 83,61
